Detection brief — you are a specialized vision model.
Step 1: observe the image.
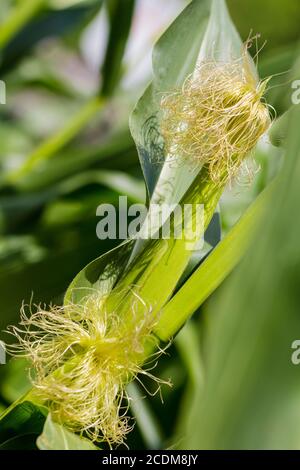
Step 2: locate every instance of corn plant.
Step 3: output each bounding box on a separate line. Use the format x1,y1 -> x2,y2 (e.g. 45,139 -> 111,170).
0,0 -> 299,450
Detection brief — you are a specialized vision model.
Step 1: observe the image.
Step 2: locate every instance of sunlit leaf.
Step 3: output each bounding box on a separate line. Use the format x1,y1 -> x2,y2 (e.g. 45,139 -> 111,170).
37,414 -> 98,450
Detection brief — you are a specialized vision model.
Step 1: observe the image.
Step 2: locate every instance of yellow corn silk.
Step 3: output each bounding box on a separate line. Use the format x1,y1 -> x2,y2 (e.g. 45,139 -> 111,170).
7,292 -> 166,445
160,58 -> 271,185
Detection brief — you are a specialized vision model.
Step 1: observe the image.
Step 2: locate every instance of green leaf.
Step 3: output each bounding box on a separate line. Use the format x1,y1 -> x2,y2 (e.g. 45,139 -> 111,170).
64,240 -> 135,304
101,0 -> 135,96
53,170 -> 145,203
37,414 -> 98,450
0,359 -> 31,403
2,128 -> 137,192
6,97 -> 105,184
0,0 -> 46,50
0,398 -> 47,445
0,2 -> 102,74
129,0 -> 211,199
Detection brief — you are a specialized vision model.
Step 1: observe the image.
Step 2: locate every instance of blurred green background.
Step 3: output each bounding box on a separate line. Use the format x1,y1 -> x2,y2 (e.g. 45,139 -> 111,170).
0,0 -> 299,450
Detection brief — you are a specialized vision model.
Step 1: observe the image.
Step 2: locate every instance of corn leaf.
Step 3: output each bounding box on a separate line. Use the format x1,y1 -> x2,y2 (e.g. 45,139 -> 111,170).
37,414 -> 99,450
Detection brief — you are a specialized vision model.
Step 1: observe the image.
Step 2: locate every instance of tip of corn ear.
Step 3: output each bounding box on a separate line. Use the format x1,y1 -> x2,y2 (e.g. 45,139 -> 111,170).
160,57 -> 271,185
6,290 -> 167,445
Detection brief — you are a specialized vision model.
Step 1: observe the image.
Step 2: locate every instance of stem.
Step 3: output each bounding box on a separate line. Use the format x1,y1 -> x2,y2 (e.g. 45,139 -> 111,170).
107,165 -> 225,318
7,97 -> 105,184
154,182 -> 274,341
0,0 -> 46,49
